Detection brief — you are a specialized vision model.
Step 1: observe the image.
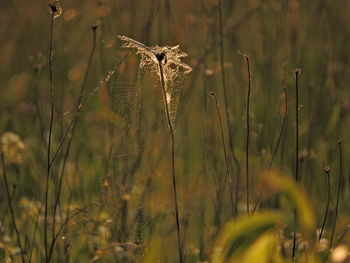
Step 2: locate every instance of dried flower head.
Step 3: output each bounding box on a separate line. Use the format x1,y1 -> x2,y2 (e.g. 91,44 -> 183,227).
118,35 -> 192,126
118,35 -> 192,75
1,132 -> 25,164
49,1 -> 63,19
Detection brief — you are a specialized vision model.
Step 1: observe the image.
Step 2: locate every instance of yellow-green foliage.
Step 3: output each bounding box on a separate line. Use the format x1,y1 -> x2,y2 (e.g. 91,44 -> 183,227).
1,0 -> 350,262
212,172 -> 324,263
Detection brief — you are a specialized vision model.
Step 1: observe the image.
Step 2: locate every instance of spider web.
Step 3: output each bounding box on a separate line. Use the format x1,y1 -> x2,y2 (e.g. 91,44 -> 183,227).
118,35 -> 192,127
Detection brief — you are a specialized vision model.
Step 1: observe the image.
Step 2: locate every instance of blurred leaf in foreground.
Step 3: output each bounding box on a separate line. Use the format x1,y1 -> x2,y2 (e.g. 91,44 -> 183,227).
213,172 -> 319,263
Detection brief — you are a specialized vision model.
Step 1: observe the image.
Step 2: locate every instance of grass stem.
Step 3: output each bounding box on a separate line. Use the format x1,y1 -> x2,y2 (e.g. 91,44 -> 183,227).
211,92 -> 235,218
45,8 -> 56,262
253,88 -> 288,214
1,150 -> 25,263
157,56 -> 183,263
29,205 -> 42,263
243,54 -> 252,216
218,0 -> 240,216
49,26 -> 97,261
330,140 -> 342,249
292,69 -> 300,260
319,166 -> 330,241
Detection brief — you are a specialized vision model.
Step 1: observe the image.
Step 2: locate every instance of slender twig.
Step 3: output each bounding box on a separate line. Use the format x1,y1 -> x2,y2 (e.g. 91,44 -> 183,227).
77,26 -> 98,106
54,25 -> 98,202
45,6 -> 56,261
29,205 -> 42,263
292,69 -> 300,260
241,54 -> 252,215
252,88 -> 288,214
330,140 -> 343,249
217,0 -> 240,216
1,150 -> 25,263
49,26 -> 97,262
156,54 -> 183,263
211,92 -> 235,217
319,166 -> 331,241
48,52 -> 129,170
46,54 -> 129,263
335,225 -> 350,247
64,238 -> 70,263
269,88 -> 288,169
45,204 -> 88,261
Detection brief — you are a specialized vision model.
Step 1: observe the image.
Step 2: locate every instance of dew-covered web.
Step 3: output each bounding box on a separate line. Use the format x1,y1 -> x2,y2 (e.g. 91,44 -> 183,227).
118,35 -> 192,127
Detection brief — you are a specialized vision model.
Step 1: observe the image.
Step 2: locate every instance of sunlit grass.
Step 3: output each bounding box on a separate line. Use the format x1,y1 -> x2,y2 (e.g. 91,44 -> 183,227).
0,0 -> 350,262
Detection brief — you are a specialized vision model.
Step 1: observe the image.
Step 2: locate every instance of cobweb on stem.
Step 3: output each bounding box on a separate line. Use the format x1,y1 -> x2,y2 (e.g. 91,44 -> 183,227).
118,35 -> 192,127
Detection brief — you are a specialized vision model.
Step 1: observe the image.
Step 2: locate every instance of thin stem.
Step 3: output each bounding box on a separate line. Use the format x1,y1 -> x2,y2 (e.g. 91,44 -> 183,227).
1,151 -> 25,263
211,92 -> 235,218
218,0 -> 240,216
157,57 -> 183,263
49,26 -> 97,262
292,69 -> 300,260
253,88 -> 288,214
43,44 -> 128,263
244,55 -> 252,215
29,205 -> 42,263
44,204 -> 87,262
319,167 -> 330,241
65,239 -> 70,263
330,140 -> 342,249
48,51 -> 128,170
335,225 -> 350,247
269,88 -> 288,170
45,10 -> 55,262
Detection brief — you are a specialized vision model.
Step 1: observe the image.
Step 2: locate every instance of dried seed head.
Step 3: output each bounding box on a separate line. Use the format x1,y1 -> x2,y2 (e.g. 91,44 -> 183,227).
118,35 -> 192,127
49,3 -> 57,13
324,166 -> 330,174
156,52 -> 165,62
48,1 -> 63,19
294,68 -> 301,75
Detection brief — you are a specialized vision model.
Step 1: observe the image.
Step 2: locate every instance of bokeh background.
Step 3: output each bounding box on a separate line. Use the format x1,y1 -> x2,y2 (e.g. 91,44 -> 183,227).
1,0 -> 350,262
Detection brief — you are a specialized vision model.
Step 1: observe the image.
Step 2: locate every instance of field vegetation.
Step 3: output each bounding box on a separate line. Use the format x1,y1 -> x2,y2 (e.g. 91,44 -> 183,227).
0,0 -> 350,262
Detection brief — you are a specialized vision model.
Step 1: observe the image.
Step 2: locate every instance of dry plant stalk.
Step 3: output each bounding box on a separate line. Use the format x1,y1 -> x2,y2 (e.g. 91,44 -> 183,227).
218,0 -> 240,216
292,69 -> 300,260
45,3 -> 61,262
319,165 -> 330,241
252,88 -> 288,214
330,140 -> 343,249
210,92 -> 235,217
238,51 -> 252,216
118,35 -> 192,263
1,149 -> 25,263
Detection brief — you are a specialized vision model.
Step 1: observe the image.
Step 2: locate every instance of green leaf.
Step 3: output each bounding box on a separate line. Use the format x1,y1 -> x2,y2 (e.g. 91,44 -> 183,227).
212,212 -> 286,263
260,171 -> 315,235
236,231 -> 284,263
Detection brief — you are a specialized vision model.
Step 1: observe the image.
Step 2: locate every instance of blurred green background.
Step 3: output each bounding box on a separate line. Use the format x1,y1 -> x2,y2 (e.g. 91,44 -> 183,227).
1,0 -> 350,262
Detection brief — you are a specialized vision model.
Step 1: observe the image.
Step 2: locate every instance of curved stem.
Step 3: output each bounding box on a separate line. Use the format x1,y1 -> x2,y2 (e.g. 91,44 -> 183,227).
269,88 -> 288,170
157,59 -> 183,263
1,151 -> 25,263
211,92 -> 235,217
319,167 -> 330,241
292,69 -> 300,261
49,26 -> 97,262
29,205 -> 42,263
244,55 -> 252,215
330,140 -> 342,249
253,88 -> 288,214
45,11 -> 55,262
218,0 -> 240,216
